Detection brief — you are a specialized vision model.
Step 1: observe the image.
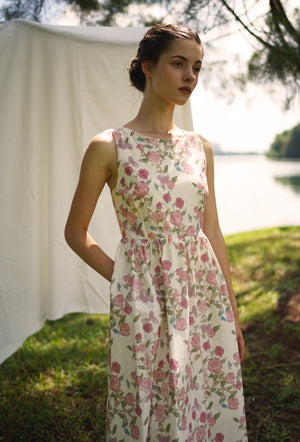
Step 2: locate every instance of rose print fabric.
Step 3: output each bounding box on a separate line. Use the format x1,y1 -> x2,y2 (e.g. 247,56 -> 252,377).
106,127 -> 247,441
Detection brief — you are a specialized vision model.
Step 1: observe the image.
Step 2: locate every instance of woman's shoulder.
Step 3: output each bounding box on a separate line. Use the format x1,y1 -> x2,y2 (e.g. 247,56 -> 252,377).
83,129 -> 117,168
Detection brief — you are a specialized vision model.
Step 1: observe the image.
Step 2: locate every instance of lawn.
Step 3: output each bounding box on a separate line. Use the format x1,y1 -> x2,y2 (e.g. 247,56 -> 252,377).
0,226 -> 299,441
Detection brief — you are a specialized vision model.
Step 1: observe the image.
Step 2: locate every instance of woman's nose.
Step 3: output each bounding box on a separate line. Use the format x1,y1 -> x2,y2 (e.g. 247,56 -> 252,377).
184,67 -> 196,82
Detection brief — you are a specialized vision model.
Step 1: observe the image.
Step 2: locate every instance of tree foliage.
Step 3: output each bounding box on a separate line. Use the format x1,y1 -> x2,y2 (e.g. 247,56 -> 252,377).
1,0 -> 299,106
267,124 -> 300,158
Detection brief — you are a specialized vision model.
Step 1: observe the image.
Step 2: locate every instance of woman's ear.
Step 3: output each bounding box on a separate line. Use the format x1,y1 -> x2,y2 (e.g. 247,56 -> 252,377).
141,60 -> 153,79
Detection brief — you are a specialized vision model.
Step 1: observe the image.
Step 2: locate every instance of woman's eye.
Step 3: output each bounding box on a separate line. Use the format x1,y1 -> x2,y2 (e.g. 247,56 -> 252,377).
193,67 -> 201,74
173,61 -> 183,67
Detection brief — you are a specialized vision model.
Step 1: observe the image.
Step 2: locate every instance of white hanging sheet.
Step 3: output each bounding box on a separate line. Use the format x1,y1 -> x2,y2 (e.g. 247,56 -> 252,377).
0,19 -> 194,364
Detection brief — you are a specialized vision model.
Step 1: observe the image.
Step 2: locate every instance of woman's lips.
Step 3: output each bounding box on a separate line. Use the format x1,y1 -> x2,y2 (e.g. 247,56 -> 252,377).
178,87 -> 191,95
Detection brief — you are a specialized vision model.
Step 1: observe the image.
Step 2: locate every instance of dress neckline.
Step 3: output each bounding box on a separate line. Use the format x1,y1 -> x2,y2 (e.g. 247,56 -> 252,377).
120,126 -> 186,142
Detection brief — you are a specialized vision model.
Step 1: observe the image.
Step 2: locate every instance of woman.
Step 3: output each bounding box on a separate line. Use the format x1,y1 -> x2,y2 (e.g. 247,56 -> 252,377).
65,24 -> 247,442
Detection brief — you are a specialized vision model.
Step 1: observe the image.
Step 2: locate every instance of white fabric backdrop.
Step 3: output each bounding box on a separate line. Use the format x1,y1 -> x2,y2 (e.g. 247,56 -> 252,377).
0,19 -> 194,364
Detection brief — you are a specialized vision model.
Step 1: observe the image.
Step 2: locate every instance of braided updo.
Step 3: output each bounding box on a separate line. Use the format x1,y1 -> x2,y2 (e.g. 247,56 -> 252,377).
128,24 -> 202,92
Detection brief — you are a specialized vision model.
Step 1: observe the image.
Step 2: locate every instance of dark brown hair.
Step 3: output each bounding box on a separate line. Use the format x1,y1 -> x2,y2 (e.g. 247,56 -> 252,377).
128,24 -> 202,92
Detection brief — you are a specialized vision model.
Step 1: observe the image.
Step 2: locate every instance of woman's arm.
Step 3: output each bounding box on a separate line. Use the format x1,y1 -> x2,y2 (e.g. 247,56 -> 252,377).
64,130 -> 117,282
201,136 -> 245,363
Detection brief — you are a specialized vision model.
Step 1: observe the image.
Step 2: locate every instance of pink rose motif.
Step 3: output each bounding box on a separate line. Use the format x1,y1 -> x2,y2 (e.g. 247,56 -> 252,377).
176,317 -> 187,331
191,334 -> 201,350
200,412 -> 206,423
158,360 -> 164,369
120,142 -> 132,150
233,352 -> 240,362
112,361 -> 121,373
187,225 -> 195,235
148,232 -> 156,240
207,328 -> 215,338
110,375 -> 121,392
125,392 -> 134,406
220,284 -> 228,296
135,332 -> 142,341
163,221 -> 171,235
206,270 -> 217,286
132,278 -> 143,292
207,412 -> 216,426
175,197 -> 184,209
161,382 -> 169,398
225,372 -> 235,384
149,138 -> 159,145
154,404 -> 166,419
226,310 -> 234,322
215,433 -> 224,442
139,377 -> 152,392
139,246 -> 148,262
228,397 -> 239,410
236,381 -> 242,390
197,426 -> 206,440
192,410 -> 196,420
156,201 -> 162,209
120,323 -> 131,336
143,323 -> 153,333
125,166 -> 133,175
112,294 -> 124,308
134,181 -> 149,197
170,358 -> 178,371
167,180 -> 174,189
130,425 -> 140,440
163,193 -> 171,203
208,358 -> 222,373
203,341 -> 210,350
161,260 -> 171,271
189,315 -> 194,325
181,299 -> 188,309
170,210 -> 183,227
148,151 -> 161,163
181,416 -> 187,431
136,406 -> 142,416
169,373 -> 178,390
185,364 -> 192,377
201,253 -> 209,262
197,300 -> 207,313
153,370 -> 160,380
179,387 -> 186,401
183,163 -> 193,174
138,168 -> 149,179
124,304 -> 132,315
163,273 -> 171,288
215,346 -> 224,357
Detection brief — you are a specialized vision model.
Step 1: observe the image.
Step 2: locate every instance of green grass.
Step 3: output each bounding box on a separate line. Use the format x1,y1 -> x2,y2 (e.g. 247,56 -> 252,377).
0,226 -> 299,441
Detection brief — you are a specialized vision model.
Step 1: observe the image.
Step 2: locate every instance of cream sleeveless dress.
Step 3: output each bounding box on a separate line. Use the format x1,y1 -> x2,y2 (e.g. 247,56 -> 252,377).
106,127 -> 247,442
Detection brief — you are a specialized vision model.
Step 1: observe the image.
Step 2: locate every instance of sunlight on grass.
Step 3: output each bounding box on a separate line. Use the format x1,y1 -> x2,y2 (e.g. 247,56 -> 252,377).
239,289 -> 280,323
0,227 -> 299,441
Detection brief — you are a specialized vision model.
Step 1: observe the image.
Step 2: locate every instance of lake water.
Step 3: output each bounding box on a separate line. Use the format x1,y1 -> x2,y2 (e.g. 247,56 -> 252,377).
214,155 -> 300,235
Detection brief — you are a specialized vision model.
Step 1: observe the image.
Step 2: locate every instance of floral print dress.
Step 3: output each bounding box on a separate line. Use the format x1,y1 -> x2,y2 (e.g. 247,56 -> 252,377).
106,127 -> 247,442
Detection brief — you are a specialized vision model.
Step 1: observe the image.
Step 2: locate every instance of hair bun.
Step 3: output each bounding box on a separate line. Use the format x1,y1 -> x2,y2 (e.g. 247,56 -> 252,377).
128,56 -> 145,92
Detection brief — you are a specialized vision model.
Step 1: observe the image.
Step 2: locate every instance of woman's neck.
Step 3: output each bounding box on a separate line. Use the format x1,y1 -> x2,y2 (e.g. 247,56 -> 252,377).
126,95 -> 179,138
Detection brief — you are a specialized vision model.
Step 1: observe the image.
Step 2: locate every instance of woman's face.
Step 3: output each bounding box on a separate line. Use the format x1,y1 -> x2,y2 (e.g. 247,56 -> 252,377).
146,38 -> 203,106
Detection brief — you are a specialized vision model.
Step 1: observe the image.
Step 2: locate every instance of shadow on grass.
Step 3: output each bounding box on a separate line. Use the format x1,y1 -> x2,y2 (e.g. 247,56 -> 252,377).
225,226 -> 300,441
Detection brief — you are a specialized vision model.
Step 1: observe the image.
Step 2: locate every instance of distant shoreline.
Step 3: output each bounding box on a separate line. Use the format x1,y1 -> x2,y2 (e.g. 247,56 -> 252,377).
214,151 -> 262,156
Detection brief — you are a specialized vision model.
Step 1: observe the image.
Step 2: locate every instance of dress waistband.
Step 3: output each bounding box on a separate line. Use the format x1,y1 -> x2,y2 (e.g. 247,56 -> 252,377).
120,230 -> 207,244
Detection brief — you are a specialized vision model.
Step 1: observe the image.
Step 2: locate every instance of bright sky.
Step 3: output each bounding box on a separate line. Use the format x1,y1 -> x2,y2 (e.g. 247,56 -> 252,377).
3,0 -> 298,153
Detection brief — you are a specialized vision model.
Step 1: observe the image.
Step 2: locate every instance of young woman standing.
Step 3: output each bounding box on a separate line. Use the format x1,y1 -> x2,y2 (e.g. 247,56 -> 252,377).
65,24 -> 247,442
